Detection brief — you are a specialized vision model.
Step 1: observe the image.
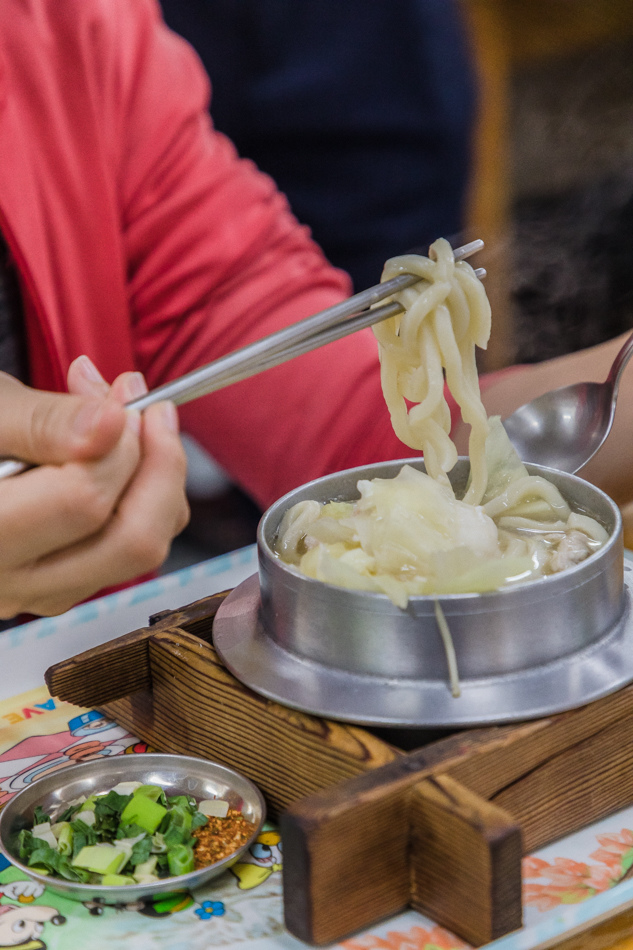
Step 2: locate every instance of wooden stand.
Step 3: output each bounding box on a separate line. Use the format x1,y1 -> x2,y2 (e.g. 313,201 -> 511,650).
46,591 -> 633,947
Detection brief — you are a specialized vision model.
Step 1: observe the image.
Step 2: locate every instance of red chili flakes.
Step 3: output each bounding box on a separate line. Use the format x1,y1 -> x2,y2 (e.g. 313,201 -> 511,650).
193,809 -> 256,868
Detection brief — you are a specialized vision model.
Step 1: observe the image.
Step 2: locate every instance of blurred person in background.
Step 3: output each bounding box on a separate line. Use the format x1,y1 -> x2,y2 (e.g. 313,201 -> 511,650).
160,0 -> 477,292
0,0 -> 426,618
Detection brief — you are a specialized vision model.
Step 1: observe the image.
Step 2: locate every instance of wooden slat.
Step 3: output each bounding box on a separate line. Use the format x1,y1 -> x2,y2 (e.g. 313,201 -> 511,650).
280,729 -> 525,946
491,709 -> 633,852
409,775 -> 522,945
45,590 -> 230,706
102,690 -> 156,746
447,683 -> 633,803
45,625 -> 153,707
109,628 -> 401,817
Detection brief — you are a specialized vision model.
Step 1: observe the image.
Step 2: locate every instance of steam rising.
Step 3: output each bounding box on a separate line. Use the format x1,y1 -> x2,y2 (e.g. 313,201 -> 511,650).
510,38 -> 633,362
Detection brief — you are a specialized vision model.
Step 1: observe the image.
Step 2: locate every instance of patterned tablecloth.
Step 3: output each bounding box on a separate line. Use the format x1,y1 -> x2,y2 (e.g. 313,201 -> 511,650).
1,548 -> 633,950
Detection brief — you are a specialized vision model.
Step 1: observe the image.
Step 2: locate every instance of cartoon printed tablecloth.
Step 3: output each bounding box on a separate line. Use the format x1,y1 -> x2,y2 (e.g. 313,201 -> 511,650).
2,688 -> 633,950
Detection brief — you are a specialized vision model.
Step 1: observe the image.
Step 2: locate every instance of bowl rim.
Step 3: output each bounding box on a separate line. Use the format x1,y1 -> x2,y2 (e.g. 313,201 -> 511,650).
259,456 -> 622,603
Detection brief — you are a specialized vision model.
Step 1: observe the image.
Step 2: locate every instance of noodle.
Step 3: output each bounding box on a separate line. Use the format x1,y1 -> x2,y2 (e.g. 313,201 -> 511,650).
434,600 -> 461,698
275,240 -> 609,607
374,238 -> 491,505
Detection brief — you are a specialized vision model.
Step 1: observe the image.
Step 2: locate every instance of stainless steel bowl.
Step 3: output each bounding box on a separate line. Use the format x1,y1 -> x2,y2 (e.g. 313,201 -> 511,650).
259,459 -> 623,678
0,753 -> 265,903
214,458 -> 633,727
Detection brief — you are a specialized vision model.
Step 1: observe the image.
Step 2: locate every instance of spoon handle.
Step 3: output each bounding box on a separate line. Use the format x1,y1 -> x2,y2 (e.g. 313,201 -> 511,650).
606,328 -> 633,396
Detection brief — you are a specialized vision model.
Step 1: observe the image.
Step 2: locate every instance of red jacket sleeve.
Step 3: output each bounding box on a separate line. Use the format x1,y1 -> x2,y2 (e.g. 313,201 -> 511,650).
108,0 -> 410,506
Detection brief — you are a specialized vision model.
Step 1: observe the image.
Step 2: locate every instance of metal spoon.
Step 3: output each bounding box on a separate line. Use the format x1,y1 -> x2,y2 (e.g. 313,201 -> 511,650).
502,329 -> 633,473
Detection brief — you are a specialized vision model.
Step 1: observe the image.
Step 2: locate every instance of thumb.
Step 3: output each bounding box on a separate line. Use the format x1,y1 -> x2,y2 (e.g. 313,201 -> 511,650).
0,373 -> 127,465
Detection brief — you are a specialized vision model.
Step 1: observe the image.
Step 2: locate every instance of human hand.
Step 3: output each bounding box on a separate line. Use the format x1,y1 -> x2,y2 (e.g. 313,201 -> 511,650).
0,358 -> 188,618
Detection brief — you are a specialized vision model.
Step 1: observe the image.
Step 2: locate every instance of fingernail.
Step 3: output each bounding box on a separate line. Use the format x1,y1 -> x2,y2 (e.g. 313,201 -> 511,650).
122,372 -> 148,402
75,355 -> 106,384
73,401 -> 104,438
157,400 -> 179,432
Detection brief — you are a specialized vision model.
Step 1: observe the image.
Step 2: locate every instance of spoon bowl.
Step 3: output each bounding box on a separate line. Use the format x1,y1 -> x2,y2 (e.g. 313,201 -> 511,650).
502,381 -> 615,474
502,329 -> 633,473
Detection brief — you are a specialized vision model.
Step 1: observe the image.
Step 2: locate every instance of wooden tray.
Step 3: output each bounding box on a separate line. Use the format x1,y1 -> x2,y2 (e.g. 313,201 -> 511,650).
45,589 -> 633,948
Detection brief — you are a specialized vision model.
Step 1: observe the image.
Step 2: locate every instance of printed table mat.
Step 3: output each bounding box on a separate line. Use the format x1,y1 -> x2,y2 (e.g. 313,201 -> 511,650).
1,688 -> 633,950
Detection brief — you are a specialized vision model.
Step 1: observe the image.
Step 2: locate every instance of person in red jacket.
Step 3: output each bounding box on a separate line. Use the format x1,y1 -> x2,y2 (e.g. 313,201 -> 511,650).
0,0 -> 413,619
0,0 -> 632,621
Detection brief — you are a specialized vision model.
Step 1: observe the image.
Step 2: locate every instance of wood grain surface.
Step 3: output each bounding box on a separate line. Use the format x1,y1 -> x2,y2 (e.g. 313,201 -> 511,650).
95,626 -> 400,817
45,591 -> 230,706
45,595 -> 633,948
409,775 -> 522,944
280,729 -> 524,945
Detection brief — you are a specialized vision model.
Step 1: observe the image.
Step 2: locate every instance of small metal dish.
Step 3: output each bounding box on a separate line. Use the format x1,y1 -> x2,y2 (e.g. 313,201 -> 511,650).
0,752 -> 265,903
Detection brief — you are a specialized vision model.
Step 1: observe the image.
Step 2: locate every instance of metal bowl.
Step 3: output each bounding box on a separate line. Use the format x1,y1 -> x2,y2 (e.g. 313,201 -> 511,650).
259,459 -> 623,677
213,458 -> 633,727
0,753 -> 265,903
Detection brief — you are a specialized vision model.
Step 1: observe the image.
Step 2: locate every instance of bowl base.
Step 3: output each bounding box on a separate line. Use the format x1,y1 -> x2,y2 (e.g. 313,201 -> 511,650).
213,570 -> 633,727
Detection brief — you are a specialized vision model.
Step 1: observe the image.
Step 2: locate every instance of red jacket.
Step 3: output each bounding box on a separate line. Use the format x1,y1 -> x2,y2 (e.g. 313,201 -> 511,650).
0,0 -> 455,509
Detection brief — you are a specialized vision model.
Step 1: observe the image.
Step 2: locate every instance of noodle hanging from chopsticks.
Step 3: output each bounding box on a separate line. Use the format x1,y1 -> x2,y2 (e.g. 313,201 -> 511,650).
373,237 -> 491,505
276,239 -> 609,610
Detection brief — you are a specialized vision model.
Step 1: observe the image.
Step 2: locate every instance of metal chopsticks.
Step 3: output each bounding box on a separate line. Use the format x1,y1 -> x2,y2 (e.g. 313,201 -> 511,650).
120,239 -> 484,410
0,239 -> 484,480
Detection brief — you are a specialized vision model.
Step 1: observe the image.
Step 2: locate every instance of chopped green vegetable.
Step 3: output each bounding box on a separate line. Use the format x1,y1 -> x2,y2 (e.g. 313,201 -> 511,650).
55,823 -> 73,856
134,856 -> 157,879
150,832 -> 167,853
79,795 -> 98,812
70,817 -> 98,858
116,822 -> 146,840
111,782 -> 143,796
120,795 -> 166,835
162,819 -> 192,851
32,822 -> 58,850
129,836 -> 153,867
22,779 -> 246,887
33,805 -> 51,826
167,843 -> 195,877
56,802 -> 83,823
134,784 -> 167,806
102,873 -> 137,886
167,794 -> 195,811
198,798 -> 230,818
17,832 -> 91,883
72,845 -> 128,876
